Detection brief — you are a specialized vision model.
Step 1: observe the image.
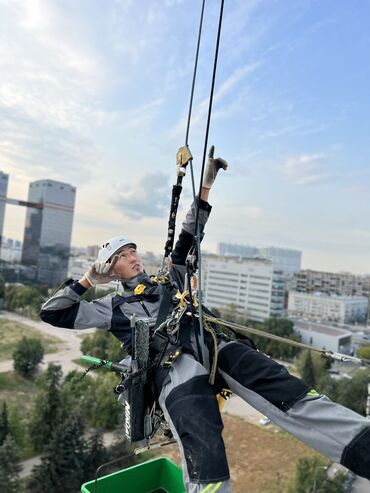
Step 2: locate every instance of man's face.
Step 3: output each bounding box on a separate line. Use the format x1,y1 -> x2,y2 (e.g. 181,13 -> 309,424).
112,245 -> 143,281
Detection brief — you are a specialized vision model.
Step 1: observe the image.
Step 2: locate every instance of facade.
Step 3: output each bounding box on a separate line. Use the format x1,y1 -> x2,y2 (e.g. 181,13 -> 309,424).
22,179 -> 76,286
290,269 -> 370,298
292,319 -> 352,354
288,291 -> 368,324
203,256 -> 285,322
0,172 -> 9,248
0,237 -> 22,262
217,242 -> 301,276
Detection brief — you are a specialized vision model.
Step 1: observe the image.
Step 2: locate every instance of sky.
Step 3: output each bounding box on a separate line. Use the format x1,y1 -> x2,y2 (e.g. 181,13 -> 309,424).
0,0 -> 369,274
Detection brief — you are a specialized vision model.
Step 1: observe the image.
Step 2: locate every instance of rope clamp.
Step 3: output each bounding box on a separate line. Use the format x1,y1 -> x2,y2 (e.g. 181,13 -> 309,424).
176,145 -> 192,176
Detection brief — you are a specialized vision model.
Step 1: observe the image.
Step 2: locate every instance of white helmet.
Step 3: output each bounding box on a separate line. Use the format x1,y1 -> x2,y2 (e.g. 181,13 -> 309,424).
98,236 -> 136,263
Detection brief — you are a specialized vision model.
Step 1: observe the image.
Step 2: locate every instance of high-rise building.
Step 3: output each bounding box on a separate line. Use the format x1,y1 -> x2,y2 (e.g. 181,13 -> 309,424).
203,256 -> 285,322
0,172 -> 9,247
22,179 -> 76,285
217,242 -> 302,276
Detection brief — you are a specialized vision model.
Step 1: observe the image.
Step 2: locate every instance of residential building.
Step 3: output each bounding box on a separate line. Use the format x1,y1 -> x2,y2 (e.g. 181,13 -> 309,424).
290,269 -> 370,298
203,256 -> 285,322
22,179 -> 76,285
217,242 -> 301,276
288,291 -> 368,324
292,319 -> 352,354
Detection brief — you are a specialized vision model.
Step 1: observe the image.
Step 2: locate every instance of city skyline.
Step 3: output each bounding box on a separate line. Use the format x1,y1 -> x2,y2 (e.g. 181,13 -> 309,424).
1,1 -> 369,274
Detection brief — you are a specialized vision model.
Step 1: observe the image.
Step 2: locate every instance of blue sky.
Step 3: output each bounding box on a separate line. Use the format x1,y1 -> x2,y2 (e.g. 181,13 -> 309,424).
0,0 -> 369,273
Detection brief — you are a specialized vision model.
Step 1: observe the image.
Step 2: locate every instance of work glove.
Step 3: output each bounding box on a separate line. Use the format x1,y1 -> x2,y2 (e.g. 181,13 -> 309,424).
202,145 -> 228,189
85,256 -> 120,286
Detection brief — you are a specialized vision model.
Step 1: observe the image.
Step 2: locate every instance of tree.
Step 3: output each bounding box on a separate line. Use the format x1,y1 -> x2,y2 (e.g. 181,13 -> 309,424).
5,285 -> 44,318
0,402 -> 9,446
0,436 -> 21,493
107,335 -> 126,362
251,318 -> 301,360
91,373 -> 122,428
83,431 -> 108,480
300,351 -> 317,388
297,350 -> 329,390
81,330 -> 110,360
28,363 -> 63,453
7,404 -> 30,458
333,369 -> 370,416
357,344 -> 370,360
287,456 -> 346,493
28,414 -> 87,493
60,370 -> 97,426
12,337 -> 44,377
0,274 -> 5,299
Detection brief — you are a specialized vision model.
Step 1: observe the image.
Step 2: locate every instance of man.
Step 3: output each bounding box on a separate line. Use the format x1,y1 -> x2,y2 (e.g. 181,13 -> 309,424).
40,149 -> 370,493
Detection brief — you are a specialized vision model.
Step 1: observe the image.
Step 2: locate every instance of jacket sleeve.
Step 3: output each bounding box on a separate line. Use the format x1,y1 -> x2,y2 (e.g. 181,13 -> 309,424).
170,198 -> 212,287
40,280 -> 113,330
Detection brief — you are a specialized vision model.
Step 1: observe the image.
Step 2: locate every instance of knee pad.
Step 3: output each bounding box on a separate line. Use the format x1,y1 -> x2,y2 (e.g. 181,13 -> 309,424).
341,426 -> 370,480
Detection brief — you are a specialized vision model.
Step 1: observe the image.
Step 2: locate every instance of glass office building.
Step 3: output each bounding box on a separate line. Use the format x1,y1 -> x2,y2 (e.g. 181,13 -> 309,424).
22,180 -> 76,286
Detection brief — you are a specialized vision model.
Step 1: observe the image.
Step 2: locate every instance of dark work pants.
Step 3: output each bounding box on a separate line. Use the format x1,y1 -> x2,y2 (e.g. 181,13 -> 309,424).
159,341 -> 370,493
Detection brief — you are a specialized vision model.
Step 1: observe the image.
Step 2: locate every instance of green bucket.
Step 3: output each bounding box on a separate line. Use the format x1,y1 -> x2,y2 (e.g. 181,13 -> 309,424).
81,457 -> 185,493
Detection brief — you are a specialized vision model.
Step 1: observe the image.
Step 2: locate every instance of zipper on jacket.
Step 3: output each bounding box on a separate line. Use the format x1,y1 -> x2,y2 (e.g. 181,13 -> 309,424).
140,300 -> 151,317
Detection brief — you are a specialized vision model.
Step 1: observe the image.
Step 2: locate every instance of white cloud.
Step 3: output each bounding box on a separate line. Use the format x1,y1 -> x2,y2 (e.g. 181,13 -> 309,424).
111,172 -> 171,219
280,153 -> 332,185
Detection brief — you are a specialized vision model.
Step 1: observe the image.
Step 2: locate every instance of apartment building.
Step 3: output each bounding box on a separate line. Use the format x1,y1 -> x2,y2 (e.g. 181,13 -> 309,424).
288,291 -> 368,324
203,256 -> 285,322
290,269 -> 370,297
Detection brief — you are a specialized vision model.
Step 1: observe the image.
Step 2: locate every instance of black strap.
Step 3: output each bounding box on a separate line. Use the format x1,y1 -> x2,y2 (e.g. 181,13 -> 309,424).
154,283 -> 175,330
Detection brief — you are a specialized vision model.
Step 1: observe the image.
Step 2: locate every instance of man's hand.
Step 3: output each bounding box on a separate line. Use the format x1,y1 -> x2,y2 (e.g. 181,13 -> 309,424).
202,145 -> 228,189
84,256 -> 120,287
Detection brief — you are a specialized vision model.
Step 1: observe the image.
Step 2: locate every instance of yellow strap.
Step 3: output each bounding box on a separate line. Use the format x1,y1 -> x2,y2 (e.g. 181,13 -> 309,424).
201,482 -> 222,493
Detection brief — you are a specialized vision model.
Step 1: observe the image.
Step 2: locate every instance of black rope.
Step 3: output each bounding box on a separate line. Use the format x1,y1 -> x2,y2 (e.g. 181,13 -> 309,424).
189,0 -> 225,365
185,0 -> 206,146
194,0 -> 225,228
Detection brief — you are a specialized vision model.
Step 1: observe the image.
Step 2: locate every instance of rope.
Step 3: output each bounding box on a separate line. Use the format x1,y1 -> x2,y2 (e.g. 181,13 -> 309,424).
204,320 -> 219,385
188,0 -> 225,368
185,0 -> 206,146
202,314 -> 370,367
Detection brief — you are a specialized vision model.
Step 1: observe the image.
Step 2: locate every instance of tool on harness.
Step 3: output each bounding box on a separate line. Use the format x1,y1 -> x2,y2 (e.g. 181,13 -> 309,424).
163,145 -> 192,262
80,315 -> 177,453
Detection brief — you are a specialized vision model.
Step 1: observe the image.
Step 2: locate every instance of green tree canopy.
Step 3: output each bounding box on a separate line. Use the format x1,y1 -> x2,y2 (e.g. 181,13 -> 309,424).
0,402 -> 9,446
357,344 -> 370,360
0,274 -> 5,298
5,285 -> 44,318
287,456 -> 346,493
28,363 -> 63,453
251,318 -> 301,360
91,373 -> 122,429
12,336 -> 44,377
81,330 -> 126,361
28,414 -> 87,493
60,370 -> 97,425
